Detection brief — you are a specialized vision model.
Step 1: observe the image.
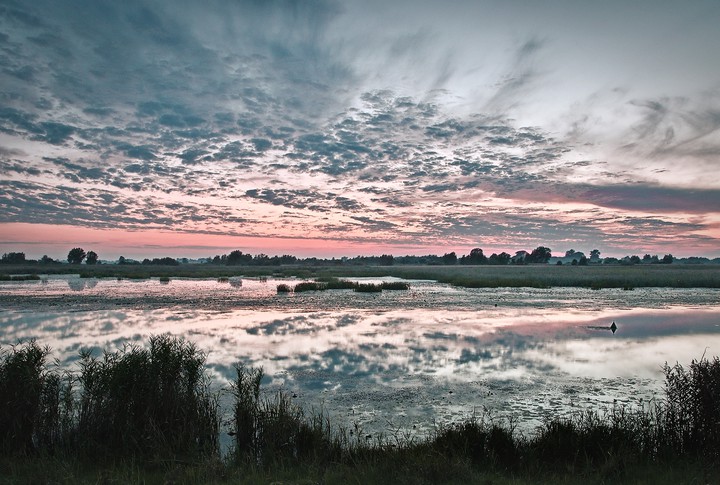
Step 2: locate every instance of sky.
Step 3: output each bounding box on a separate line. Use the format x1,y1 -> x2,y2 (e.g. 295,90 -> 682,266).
1,0 -> 719,260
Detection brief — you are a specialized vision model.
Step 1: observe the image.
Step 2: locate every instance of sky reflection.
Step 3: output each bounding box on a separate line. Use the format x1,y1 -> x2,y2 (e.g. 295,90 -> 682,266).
1,279 -> 719,435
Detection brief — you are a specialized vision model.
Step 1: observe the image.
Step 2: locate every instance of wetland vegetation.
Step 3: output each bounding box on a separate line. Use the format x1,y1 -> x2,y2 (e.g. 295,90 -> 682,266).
1,336 -> 718,484
1,263 -> 719,290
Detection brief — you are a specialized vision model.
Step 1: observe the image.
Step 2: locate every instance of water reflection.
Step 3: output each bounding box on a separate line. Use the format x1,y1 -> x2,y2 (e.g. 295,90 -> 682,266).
1,279 -> 719,435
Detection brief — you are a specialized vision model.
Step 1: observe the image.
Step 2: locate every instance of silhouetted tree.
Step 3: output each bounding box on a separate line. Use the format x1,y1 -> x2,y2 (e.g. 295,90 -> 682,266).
118,256 -> 126,265
86,251 -> 98,265
227,250 -> 252,265
578,256 -> 588,266
661,254 -> 674,264
1,252 -> 25,264
460,248 -> 487,265
67,247 -> 86,264
40,255 -> 55,264
488,252 -> 511,265
442,252 -> 458,265
590,249 -> 601,262
378,254 -> 394,265
526,246 -> 552,264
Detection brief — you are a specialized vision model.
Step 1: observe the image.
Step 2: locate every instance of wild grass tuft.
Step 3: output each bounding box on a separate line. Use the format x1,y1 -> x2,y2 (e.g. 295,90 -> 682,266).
276,283 -> 292,293
2,338 -> 719,482
353,283 -> 383,293
293,281 -> 327,292
76,334 -> 219,461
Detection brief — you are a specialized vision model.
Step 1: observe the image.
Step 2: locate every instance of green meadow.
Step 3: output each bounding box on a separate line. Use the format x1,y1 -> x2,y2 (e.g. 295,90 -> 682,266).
1,263 -> 719,289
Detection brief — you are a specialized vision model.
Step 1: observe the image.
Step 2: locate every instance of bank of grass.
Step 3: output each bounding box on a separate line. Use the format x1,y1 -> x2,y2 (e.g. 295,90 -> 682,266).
2,263 -> 719,289
1,336 -> 719,483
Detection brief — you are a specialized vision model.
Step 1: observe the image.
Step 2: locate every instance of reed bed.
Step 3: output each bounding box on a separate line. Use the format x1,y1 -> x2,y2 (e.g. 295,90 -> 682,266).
1,337 -> 719,483
3,263 -> 718,289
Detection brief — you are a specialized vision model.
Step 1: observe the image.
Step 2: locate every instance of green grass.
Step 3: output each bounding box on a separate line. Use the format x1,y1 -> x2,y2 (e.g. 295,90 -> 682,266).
1,337 -> 719,483
2,263 -> 718,288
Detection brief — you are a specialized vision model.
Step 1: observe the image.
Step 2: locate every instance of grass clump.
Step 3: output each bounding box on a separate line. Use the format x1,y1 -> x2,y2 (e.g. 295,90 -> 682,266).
2,338 -> 720,483
324,278 -> 357,290
294,281 -> 327,292
353,283 -> 383,293
0,340 -> 73,455
276,283 -> 292,293
76,335 -> 219,461
381,281 -> 410,290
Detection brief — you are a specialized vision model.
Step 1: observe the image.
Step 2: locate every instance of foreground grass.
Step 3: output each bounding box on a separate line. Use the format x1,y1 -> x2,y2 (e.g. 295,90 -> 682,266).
1,337 -> 719,484
2,263 -> 720,289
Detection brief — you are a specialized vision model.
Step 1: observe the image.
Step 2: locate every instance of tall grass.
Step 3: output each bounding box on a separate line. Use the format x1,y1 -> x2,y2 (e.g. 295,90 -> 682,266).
0,340 -> 73,455
76,335 -> 219,461
2,338 -> 719,482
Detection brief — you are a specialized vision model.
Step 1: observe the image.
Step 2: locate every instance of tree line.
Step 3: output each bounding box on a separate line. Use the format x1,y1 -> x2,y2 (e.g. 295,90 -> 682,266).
2,247 -> 718,267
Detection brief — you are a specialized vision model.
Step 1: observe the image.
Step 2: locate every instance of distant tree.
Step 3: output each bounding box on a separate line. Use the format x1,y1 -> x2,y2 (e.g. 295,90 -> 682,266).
578,255 -> 588,266
118,256 -> 126,265
85,251 -> 98,265
565,249 -> 576,258
590,249 -> 601,262
227,250 -> 253,265
661,254 -> 674,264
603,257 -> 620,265
488,252 -> 511,265
460,248 -> 487,265
527,246 -> 552,264
67,247 -> 86,264
1,252 -> 26,264
40,255 -> 55,265
378,254 -> 394,266
629,255 -> 641,265
442,252 -> 458,265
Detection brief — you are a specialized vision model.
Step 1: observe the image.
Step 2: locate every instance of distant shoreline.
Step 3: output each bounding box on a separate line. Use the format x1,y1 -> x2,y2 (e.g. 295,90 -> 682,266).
1,263 -> 719,289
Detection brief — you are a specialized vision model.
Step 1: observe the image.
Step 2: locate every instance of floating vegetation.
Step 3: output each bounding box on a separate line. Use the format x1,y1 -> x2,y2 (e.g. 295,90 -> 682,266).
276,284 -> 292,293
353,283 -> 383,293
294,281 -> 327,292
0,274 -> 41,281
324,278 -> 356,290
380,281 -> 410,290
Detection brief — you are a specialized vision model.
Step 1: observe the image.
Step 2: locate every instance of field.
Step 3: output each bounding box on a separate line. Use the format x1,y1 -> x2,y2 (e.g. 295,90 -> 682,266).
1,263 -> 719,289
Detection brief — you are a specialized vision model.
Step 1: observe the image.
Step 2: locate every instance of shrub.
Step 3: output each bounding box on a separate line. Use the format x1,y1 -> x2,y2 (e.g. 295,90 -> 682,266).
0,340 -> 73,455
276,284 -> 292,293
353,283 -> 382,293
294,281 -> 327,292
76,335 -> 219,461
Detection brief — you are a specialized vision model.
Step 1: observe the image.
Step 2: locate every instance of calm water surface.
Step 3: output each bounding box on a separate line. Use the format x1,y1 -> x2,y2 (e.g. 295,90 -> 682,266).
2,276 -> 719,436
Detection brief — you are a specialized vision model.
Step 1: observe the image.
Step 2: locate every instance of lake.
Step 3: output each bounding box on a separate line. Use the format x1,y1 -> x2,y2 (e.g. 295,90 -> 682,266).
1,275 -> 719,438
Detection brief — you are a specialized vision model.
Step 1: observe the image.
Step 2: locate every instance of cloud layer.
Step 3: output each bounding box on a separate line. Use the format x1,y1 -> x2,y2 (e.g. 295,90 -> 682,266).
1,0 -> 719,257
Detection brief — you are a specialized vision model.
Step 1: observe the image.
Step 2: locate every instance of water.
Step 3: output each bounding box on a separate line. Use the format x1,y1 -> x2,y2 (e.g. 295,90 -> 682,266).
1,276 -> 719,438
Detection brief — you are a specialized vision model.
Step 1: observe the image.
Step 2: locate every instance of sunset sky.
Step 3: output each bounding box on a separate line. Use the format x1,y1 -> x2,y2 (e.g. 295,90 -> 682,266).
1,0 -> 719,260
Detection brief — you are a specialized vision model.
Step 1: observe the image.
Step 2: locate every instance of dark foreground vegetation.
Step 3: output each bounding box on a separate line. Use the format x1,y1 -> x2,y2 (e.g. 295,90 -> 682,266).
1,336 -> 719,484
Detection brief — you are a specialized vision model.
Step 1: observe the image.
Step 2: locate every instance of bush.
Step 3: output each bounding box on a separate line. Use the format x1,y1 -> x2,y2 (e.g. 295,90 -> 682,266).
76,335 -> 219,461
294,281 -> 327,292
353,283 -> 382,293
0,340 -> 72,455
